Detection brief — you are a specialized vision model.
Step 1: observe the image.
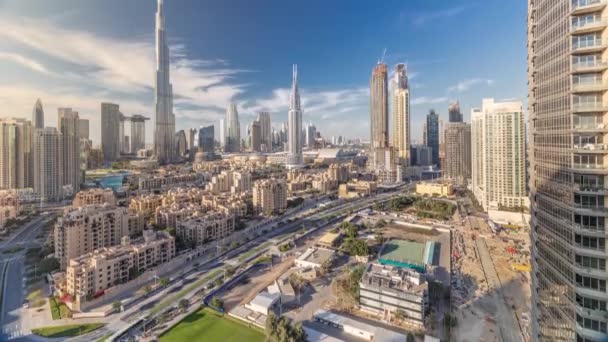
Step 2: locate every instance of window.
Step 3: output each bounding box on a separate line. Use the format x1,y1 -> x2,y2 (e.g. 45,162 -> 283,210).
575,254 -> 606,270
576,274 -> 607,292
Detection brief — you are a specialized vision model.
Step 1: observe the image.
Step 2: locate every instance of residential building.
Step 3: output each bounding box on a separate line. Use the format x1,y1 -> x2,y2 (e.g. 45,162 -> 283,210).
392,63 -> 411,167
327,163 -> 350,183
338,180 -> 377,199
54,204 -> 145,269
177,212 -> 235,246
415,182 -> 453,197
34,128 -> 63,202
154,0 -> 175,164
528,1 -> 608,340
472,99 -> 527,211
425,110 -> 439,165
442,122 -> 471,185
231,171 -> 252,194
250,119 -> 262,152
225,103 -> 241,153
252,179 -> 287,215
155,203 -> 204,229
129,194 -> 163,218
58,108 -> 81,193
0,118 -> 33,190
32,98 -> 44,129
359,263 -> 428,328
63,230 -> 175,304
72,189 -> 116,207
294,247 -> 334,272
101,102 -> 121,162
287,65 -> 304,168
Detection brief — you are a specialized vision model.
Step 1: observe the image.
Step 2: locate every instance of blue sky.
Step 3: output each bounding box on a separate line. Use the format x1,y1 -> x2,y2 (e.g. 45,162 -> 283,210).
0,0 -> 527,144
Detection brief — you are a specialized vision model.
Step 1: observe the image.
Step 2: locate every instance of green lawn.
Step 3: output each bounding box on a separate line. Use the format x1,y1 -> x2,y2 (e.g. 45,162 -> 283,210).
32,323 -> 104,338
49,297 -> 72,319
160,308 -> 264,342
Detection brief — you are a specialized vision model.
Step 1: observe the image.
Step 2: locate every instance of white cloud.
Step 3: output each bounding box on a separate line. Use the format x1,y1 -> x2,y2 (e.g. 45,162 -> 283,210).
0,52 -> 52,75
410,7 -> 465,27
411,96 -> 449,105
447,78 -> 494,93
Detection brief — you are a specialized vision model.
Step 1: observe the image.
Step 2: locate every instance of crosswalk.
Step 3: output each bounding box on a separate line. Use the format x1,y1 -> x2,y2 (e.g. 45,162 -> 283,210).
2,325 -> 24,340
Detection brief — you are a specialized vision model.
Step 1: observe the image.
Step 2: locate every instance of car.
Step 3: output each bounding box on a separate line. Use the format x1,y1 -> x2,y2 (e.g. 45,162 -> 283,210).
22,302 -> 29,309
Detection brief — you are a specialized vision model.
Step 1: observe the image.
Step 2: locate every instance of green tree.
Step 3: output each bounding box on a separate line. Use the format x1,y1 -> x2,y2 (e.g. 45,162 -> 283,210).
209,297 -> 223,310
265,312 -> 307,342
112,301 -> 122,312
178,299 -> 189,311
142,285 -> 152,296
159,277 -> 169,287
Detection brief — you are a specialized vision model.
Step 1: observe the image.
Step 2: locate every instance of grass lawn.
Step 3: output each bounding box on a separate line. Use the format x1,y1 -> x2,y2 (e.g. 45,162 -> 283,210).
49,297 -> 72,319
32,323 -> 104,338
160,308 -> 264,342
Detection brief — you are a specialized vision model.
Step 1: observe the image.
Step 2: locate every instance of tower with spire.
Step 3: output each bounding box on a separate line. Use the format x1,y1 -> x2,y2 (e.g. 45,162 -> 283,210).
154,0 -> 175,164
287,64 -> 303,168
33,99 -> 44,129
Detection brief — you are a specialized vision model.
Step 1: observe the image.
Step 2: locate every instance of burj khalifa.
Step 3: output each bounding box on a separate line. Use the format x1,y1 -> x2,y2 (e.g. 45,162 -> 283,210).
154,0 -> 175,164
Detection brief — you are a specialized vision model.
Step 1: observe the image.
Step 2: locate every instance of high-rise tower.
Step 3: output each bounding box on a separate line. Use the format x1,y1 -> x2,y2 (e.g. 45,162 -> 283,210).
286,64 -> 303,168
101,102 -> 121,162
528,1 -> 608,341
425,110 -> 439,165
392,63 -> 411,167
225,103 -> 240,153
370,63 -> 389,149
154,0 -> 175,164
58,108 -> 80,193
33,99 -> 44,129
448,101 -> 463,123
257,112 -> 272,152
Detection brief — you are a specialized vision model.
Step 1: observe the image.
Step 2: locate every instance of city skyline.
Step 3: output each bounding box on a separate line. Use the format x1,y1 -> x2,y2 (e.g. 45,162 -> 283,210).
0,0 -> 527,144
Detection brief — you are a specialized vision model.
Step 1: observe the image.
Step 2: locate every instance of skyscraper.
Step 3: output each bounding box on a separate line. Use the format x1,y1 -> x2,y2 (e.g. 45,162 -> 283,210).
218,119 -> 226,149
257,112 -> 272,152
370,63 -> 389,149
424,110 -> 439,166
0,118 -> 33,190
58,108 -> 81,192
528,1 -> 608,341
32,99 -> 44,129
448,101 -> 463,123
305,122 -> 317,148
471,99 -> 527,211
130,115 -> 149,153
101,102 -> 121,162
175,130 -> 187,157
442,122 -> 471,184
34,128 -> 63,202
154,0 -> 175,164
186,128 -> 196,151
250,119 -> 261,152
225,103 -> 241,153
78,119 -> 89,140
392,63 -> 411,167
198,125 -> 214,153
286,64 -> 303,168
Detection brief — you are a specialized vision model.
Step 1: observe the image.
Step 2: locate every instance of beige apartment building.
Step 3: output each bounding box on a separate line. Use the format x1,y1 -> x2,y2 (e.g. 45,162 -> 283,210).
129,194 -> 163,218
201,193 -> 249,217
34,127 -> 63,202
55,204 -> 144,269
155,203 -> 204,229
0,118 -> 34,190
415,182 -> 453,197
177,212 -> 235,246
72,188 -> 116,207
338,180 -> 377,199
252,179 -> 287,216
63,230 -> 175,303
327,163 -> 350,183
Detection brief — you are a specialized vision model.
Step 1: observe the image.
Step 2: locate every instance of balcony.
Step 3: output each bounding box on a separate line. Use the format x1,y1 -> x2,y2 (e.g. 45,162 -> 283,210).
572,102 -> 608,112
571,20 -> 608,35
571,81 -> 608,92
572,39 -> 607,53
572,123 -> 608,133
574,264 -> 607,278
572,0 -> 608,15
572,60 -> 608,73
573,143 -> 608,153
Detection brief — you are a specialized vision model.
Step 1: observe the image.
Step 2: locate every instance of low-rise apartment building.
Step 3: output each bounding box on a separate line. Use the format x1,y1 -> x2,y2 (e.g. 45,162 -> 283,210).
252,179 -> 287,216
177,212 -> 235,246
129,194 -> 163,218
415,182 -> 453,197
155,203 -> 204,229
338,180 -> 377,199
72,188 -> 116,207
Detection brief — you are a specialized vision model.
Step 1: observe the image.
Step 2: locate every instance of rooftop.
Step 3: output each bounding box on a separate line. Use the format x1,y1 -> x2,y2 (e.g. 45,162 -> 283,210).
296,247 -> 334,266
361,263 -> 428,295
378,239 -> 426,266
318,231 -> 341,246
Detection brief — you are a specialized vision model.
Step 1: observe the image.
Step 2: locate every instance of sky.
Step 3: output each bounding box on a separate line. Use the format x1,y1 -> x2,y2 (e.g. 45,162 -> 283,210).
0,0 -> 528,145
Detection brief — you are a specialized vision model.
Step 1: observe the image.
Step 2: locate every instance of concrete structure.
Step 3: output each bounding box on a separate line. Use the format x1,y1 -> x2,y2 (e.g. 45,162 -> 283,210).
377,239 -> 435,273
425,110 -> 439,165
101,102 -> 121,162
34,128 -> 63,202
72,189 -> 116,207
442,122 -> 471,185
313,310 -> 409,341
175,129 -> 187,157
287,65 -> 304,168
305,122 -> 317,148
338,180 -> 377,199
471,99 -> 527,211
370,63 -> 389,150
154,0 -> 175,164
129,115 -> 149,153
294,247 -> 334,271
257,112 -> 272,152
63,230 -> 175,304
411,145 -> 433,166
225,103 -> 241,153
32,98 -> 44,129
415,182 -> 453,197
252,178 -> 287,215
527,1 -> 608,340
58,108 -> 81,193
176,212 -> 235,246
392,63 -> 411,167
317,231 -> 342,249
0,118 -> 33,190
359,263 -> 428,328
55,204 -> 144,269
